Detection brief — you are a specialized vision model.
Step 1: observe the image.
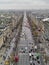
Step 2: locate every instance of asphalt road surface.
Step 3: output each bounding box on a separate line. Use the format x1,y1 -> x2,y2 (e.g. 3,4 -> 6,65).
17,12 -> 45,65
17,12 -> 34,65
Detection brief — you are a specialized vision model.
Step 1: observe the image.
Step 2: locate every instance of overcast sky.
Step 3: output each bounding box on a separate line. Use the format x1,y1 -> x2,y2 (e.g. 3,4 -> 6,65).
0,0 -> 49,10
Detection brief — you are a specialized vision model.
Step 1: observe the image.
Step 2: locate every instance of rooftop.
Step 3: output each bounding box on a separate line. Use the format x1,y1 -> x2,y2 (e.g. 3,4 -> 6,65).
0,25 -> 7,29
42,18 -> 49,22
0,31 -> 2,35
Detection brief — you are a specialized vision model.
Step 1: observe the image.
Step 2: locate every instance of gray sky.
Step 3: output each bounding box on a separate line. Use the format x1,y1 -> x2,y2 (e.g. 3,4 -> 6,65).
0,0 -> 49,10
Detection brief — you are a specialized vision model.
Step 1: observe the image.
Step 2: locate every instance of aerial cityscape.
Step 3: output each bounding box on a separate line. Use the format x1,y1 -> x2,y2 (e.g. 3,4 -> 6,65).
0,0 -> 49,65
0,9 -> 49,65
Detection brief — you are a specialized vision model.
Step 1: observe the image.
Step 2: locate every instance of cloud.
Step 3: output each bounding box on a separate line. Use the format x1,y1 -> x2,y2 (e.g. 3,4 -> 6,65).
0,0 -> 49,9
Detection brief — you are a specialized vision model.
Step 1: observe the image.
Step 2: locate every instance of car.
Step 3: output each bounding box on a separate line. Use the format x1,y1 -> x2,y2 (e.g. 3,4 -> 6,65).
25,47 -> 27,50
29,50 -> 31,53
36,56 -> 39,59
29,53 -> 32,57
23,50 -> 25,53
31,53 -> 34,56
33,63 -> 35,65
4,60 -> 10,65
29,48 -> 33,53
29,60 -> 32,65
33,55 -> 36,61
34,46 -> 37,50
32,57 -> 34,60
29,53 -> 32,60
19,49 -> 23,53
19,48 -> 25,53
37,61 -> 40,64
30,49 -> 33,52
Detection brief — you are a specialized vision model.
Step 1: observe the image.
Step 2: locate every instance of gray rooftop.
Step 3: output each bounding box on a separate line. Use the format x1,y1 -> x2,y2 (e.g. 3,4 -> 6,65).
0,25 -> 7,29
0,31 -> 2,35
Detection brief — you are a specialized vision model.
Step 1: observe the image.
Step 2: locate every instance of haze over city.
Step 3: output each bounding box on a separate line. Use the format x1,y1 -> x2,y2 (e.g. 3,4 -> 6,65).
0,0 -> 49,10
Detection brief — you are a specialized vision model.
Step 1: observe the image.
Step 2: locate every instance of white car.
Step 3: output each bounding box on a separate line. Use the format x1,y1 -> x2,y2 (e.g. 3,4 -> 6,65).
29,53 -> 32,57
30,60 -> 32,65
34,46 -> 37,50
